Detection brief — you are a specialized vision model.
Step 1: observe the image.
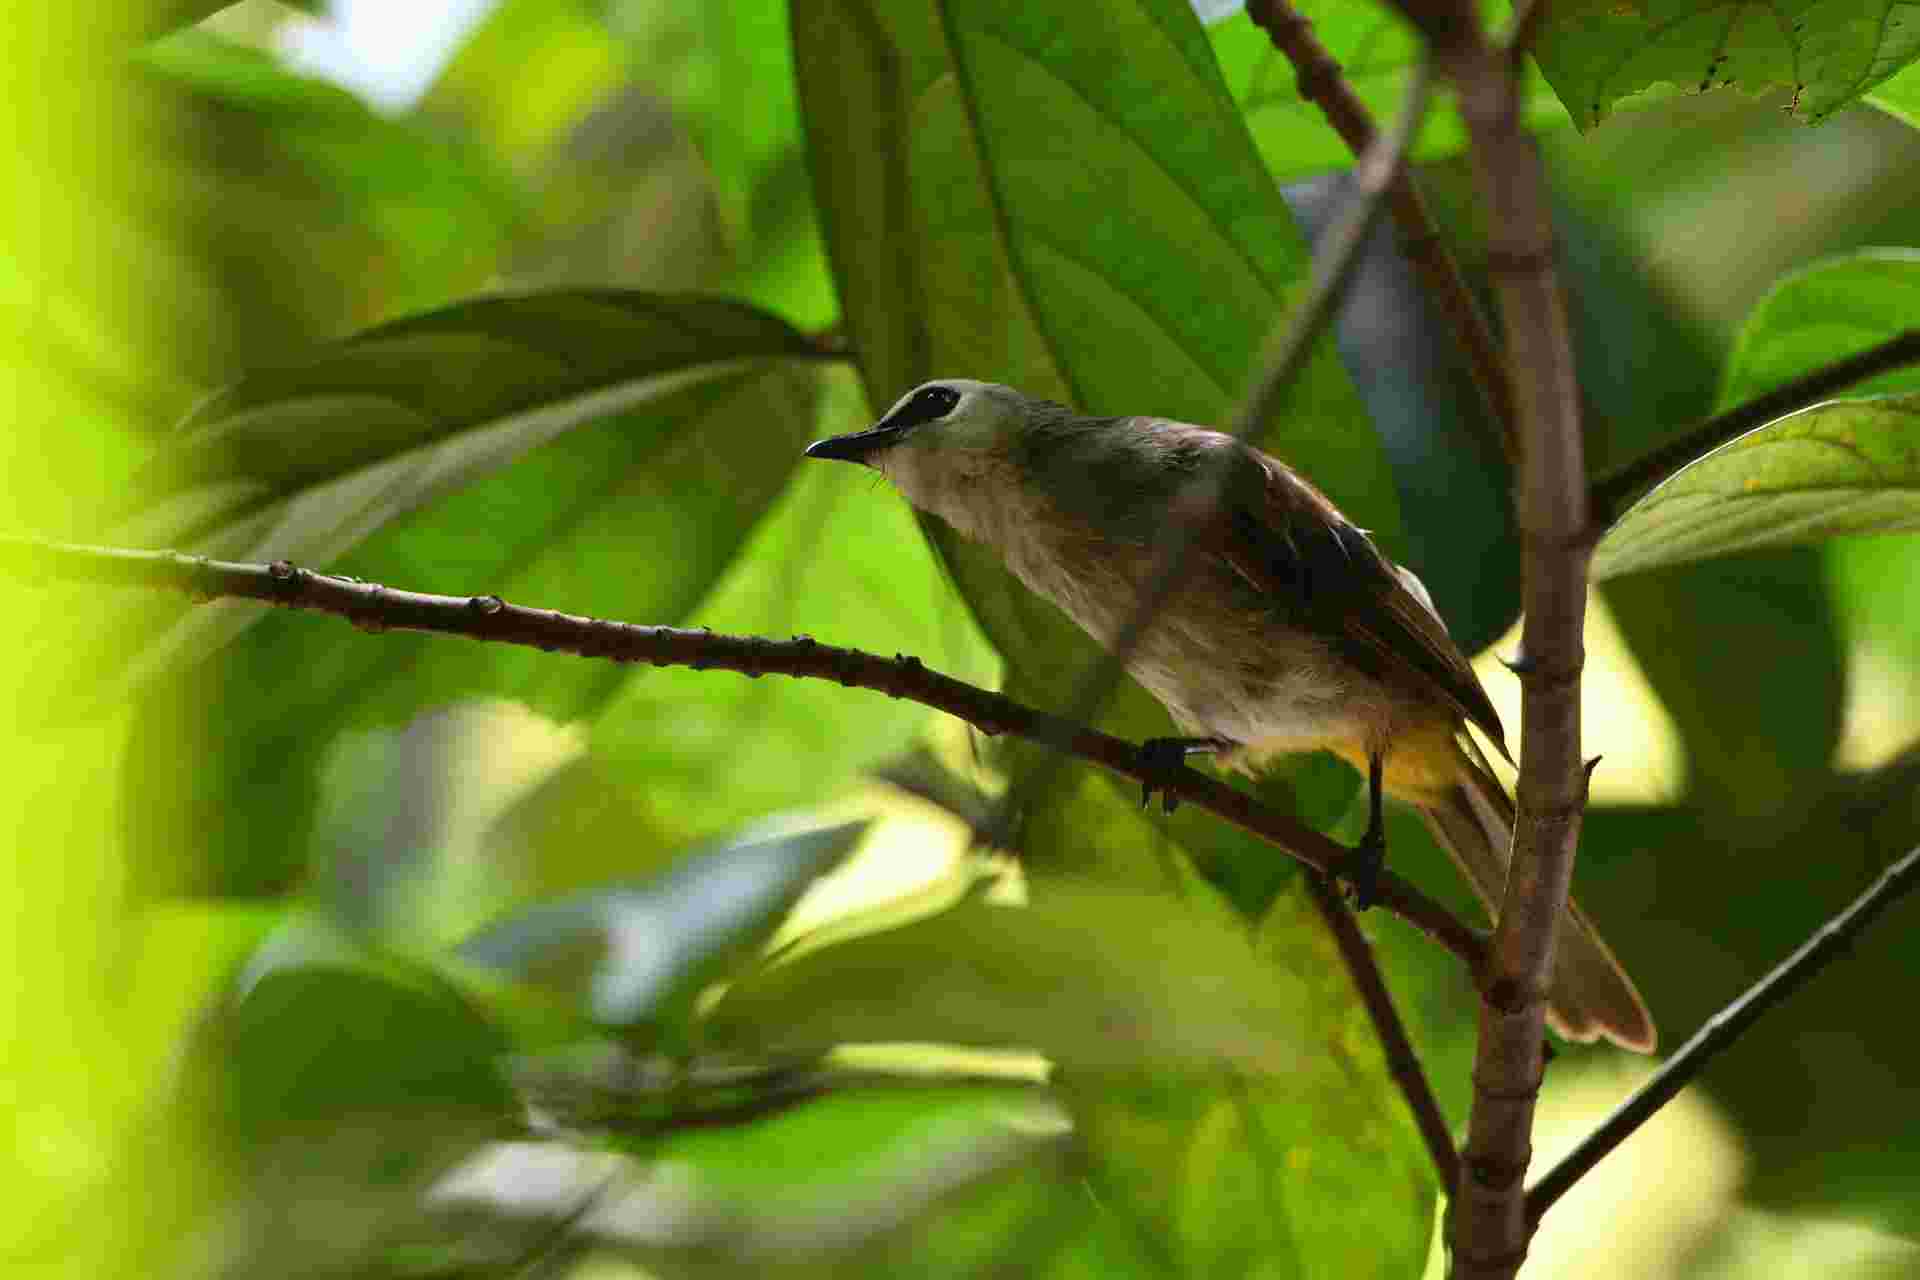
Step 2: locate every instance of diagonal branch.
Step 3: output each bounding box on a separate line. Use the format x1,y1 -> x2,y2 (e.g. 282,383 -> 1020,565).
1527,842 -> 1920,1221
0,536 -> 1489,975
1245,0 -> 1518,467
1304,872 -> 1461,1189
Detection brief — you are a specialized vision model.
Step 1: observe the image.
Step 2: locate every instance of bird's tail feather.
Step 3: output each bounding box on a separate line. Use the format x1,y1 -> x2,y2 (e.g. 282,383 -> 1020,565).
1417,740 -> 1656,1053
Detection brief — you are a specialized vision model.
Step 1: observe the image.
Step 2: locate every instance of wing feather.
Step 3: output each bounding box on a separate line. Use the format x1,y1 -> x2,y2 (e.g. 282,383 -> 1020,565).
1202,439 -> 1508,756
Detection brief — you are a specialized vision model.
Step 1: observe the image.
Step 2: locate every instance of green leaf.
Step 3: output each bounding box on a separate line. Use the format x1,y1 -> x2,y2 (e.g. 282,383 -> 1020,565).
121,301 -> 831,898
1593,394 -> 1920,578
119,290 -> 829,689
1534,0 -> 1920,130
1719,248 -> 1920,408
710,878 -> 1317,1076
456,821 -> 867,1032
1595,250 -> 1920,580
1209,2 -> 1573,182
137,29 -> 524,319
428,1085 -> 1070,1263
1869,57 -> 1920,126
1062,878 -> 1437,1278
195,924 -> 513,1273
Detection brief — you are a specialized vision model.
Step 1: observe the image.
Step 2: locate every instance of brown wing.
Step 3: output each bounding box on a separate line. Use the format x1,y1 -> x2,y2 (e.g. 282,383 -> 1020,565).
1203,440 -> 1508,757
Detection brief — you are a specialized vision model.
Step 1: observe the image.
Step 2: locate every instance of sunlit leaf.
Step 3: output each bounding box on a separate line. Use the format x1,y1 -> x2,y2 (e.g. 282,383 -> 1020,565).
710,879 -> 1315,1075
1869,58 -> 1920,127
1535,0 -> 1920,130
457,821 -> 867,1032
1596,250 -> 1920,579
1593,394 -> 1920,578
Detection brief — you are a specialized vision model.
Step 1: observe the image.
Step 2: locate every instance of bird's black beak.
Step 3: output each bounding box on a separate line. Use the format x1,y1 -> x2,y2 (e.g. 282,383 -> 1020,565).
803,421 -> 907,466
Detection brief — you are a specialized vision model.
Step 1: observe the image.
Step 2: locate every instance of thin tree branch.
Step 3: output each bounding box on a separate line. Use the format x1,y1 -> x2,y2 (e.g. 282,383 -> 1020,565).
1528,842 -> 1920,1221
0,537 -> 1488,973
1588,329 -> 1920,527
1304,872 -> 1461,1189
1245,0 -> 1519,467
1385,1 -> 1590,1274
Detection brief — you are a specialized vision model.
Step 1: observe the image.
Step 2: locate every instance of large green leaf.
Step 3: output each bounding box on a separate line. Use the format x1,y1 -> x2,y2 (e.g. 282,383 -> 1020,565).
710,878 -> 1315,1076
1062,878 -> 1438,1279
122,299 -> 832,897
1592,395 -> 1920,578
1535,0 -> 1920,130
1594,250 -> 1920,578
117,290 -> 829,692
1209,2 -> 1573,181
1718,248 -> 1920,408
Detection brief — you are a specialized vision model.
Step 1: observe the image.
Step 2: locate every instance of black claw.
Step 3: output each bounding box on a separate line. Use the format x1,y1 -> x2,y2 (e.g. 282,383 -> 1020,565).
1347,750 -> 1389,910
1347,826 -> 1387,910
1136,737 -> 1227,816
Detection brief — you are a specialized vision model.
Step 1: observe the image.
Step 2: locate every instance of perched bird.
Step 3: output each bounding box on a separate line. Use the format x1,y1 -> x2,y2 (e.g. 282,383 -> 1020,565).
806,379 -> 1654,1052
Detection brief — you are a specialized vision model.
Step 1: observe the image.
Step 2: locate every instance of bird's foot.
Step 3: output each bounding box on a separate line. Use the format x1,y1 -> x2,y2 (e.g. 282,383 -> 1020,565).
1136,737 -> 1229,815
1345,825 -> 1387,911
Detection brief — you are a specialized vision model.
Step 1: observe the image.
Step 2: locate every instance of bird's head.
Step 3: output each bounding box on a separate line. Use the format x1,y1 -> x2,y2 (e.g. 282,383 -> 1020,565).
804,379 -> 1045,520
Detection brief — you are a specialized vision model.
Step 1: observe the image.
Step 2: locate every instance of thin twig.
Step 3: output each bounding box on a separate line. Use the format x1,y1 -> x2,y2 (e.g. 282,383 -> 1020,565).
1588,329 -> 1920,527
0,537 -> 1489,971
1303,872 -> 1461,1189
995,57 -> 1434,835
1244,0 -> 1518,467
1383,1 -> 1591,1274
1528,843 -> 1920,1221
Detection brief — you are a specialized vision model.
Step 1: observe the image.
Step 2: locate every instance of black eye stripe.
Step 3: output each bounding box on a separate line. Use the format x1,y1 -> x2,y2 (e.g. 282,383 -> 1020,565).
881,384 -> 961,431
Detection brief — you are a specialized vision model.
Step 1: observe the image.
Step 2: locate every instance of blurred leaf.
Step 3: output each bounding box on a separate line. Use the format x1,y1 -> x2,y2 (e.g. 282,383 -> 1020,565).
457,821 -> 866,1034
138,28 -> 524,320
1576,796 -> 1920,1231
1535,0 -> 1920,129
1209,2 -> 1572,182
711,879 -> 1316,1075
1719,248 -> 1920,408
602,1 -> 796,250
585,369 -> 998,846
429,1086 -> 1069,1264
1062,878 -> 1438,1279
1870,58 -> 1920,127
1593,395 -> 1920,579
1605,549 -> 1847,816
196,922 -> 513,1275
123,353 -> 826,898
112,291 -> 830,699
423,0 -> 627,162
